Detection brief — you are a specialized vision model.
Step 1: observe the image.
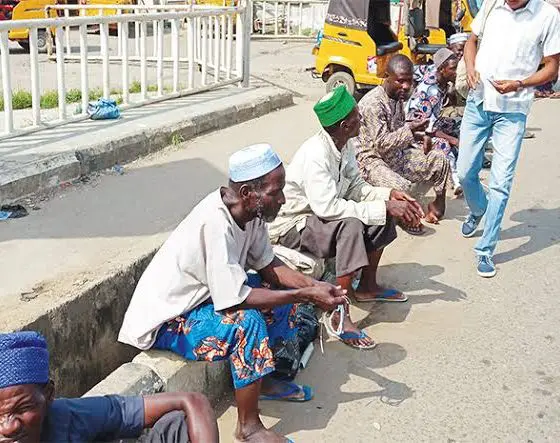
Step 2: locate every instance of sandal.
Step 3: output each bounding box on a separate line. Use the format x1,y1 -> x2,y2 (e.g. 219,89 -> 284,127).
355,288 -> 408,303
259,381 -> 314,402
321,299 -> 376,351
397,220 -> 425,236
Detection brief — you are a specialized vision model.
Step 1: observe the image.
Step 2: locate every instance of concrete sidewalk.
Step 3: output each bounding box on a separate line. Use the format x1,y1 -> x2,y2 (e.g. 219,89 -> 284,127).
0,85 -> 292,202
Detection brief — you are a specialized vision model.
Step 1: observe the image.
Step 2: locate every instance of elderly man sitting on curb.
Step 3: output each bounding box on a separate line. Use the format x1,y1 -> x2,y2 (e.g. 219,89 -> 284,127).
0,331 -> 219,443
119,144 -> 346,443
269,86 -> 424,350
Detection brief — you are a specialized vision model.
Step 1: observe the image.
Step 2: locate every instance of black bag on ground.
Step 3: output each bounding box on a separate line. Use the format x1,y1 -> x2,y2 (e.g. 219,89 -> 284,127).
271,303 -> 319,381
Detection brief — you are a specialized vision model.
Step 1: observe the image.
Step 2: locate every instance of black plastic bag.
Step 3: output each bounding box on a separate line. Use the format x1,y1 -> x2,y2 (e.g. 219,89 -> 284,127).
271,303 -> 319,381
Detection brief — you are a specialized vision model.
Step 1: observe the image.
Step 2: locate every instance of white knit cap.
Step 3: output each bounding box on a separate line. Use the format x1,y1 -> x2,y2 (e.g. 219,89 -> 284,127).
229,144 -> 282,182
448,32 -> 469,45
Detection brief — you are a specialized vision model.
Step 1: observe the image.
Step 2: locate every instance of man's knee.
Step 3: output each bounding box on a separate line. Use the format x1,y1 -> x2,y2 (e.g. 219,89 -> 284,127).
457,161 -> 475,185
239,309 -> 267,332
338,218 -> 365,236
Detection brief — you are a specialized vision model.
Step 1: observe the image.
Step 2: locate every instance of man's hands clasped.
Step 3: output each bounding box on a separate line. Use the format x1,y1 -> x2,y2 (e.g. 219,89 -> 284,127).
387,190 -> 425,227
297,281 -> 346,312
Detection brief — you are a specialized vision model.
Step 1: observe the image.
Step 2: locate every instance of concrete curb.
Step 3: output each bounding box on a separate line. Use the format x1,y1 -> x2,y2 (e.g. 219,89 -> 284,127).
84,351 -> 231,406
22,251 -> 157,397
1,87 -> 293,203
84,362 -> 164,398
4,88 -> 293,398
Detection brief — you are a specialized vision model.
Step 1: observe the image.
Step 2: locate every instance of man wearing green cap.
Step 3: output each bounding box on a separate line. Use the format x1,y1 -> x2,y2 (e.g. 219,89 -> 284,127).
268,86 -> 424,350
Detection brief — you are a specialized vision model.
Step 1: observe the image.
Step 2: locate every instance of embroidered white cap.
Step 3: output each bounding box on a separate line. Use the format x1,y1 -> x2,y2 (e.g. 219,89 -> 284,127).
229,143 -> 282,182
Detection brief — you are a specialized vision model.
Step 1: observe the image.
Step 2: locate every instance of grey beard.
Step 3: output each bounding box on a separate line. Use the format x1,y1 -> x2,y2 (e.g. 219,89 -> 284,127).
256,198 -> 276,223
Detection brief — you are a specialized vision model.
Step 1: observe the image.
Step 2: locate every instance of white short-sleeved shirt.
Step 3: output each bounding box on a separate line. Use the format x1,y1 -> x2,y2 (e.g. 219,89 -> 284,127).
471,0 -> 560,114
118,189 -> 275,350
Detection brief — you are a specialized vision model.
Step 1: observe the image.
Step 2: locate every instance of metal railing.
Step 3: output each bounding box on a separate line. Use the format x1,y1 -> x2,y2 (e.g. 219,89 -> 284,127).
0,3 -> 250,140
251,0 -> 327,39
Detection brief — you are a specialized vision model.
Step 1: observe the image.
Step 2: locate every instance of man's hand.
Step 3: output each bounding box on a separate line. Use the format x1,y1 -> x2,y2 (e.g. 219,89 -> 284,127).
390,190 -> 425,218
298,284 -> 346,312
491,80 -> 522,95
407,118 -> 430,133
466,66 -> 480,90
386,200 -> 424,226
422,134 -> 433,154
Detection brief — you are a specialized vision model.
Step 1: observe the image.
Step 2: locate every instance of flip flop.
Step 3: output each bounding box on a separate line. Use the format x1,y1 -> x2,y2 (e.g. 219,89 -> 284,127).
337,330 -> 377,350
355,288 -> 408,303
259,382 -> 314,402
321,301 -> 377,351
397,220 -> 425,236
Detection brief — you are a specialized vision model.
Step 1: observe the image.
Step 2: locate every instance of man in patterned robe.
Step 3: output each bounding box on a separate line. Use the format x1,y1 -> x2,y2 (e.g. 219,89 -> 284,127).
356,55 -> 451,231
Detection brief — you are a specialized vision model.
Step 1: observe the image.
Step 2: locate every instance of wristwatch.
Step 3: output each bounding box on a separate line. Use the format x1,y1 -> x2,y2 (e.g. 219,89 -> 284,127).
516,80 -> 524,90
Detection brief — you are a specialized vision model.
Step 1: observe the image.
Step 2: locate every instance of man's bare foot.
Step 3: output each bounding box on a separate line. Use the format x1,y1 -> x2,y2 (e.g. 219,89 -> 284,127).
330,309 -> 374,348
425,198 -> 445,224
235,422 -> 290,443
260,378 -> 310,402
355,283 -> 407,302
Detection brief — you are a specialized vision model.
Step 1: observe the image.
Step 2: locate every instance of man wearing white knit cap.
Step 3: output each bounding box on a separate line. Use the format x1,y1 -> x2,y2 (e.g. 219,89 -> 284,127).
119,144 -> 345,443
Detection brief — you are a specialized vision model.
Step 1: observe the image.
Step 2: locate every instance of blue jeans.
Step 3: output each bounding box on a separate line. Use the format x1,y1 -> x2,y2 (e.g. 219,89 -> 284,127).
457,99 -> 527,257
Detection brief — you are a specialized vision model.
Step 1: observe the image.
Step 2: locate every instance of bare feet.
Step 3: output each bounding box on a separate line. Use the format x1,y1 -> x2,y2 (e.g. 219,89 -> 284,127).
330,309 -> 374,348
235,422 -> 290,443
355,282 -> 406,302
260,378 -> 309,401
425,197 -> 446,224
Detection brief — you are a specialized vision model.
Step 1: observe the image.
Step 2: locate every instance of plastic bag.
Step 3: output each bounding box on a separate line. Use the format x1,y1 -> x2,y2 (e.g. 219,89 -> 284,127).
272,303 -> 319,381
87,98 -> 121,120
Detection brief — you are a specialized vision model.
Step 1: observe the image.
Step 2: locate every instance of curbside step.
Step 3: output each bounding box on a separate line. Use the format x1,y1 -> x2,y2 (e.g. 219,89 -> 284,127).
133,350 -> 232,404
84,362 -> 164,398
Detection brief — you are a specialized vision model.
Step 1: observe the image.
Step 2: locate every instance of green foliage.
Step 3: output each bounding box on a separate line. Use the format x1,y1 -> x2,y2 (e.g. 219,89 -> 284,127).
11,90 -> 33,110
40,90 -> 59,109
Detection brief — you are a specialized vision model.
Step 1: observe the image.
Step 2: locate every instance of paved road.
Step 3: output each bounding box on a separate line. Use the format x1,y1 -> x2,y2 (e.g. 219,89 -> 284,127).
2,40 -> 560,441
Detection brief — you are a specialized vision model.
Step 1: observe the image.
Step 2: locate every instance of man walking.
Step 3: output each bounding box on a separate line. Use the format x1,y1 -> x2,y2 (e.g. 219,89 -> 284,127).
458,0 -> 560,277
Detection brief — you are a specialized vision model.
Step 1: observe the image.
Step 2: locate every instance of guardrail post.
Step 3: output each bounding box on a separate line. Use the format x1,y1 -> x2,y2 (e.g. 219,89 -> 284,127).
237,0 -> 251,87
79,24 -> 89,115
157,20 -> 164,96
0,31 -> 13,134
64,9 -> 71,56
298,2 -> 303,36
172,18 -> 180,93
29,28 -> 41,126
261,1 -> 266,35
140,21 -> 148,100
117,9 -> 122,57
55,27 -> 67,120
187,17 -> 195,89
100,22 -> 110,99
213,16 -> 221,83
226,13 -> 233,79
201,16 -> 208,85
121,21 -> 129,104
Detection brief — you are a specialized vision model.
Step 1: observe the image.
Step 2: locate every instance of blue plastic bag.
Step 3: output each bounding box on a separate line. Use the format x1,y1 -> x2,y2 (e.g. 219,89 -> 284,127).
87,98 -> 121,120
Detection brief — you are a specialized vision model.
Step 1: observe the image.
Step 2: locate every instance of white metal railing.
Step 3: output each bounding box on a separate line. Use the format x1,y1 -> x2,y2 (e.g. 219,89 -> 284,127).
0,3 -> 250,140
251,0 -> 327,39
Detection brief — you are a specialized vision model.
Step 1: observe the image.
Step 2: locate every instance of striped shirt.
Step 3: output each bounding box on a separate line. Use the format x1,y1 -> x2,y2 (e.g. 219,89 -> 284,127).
471,0 -> 560,114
